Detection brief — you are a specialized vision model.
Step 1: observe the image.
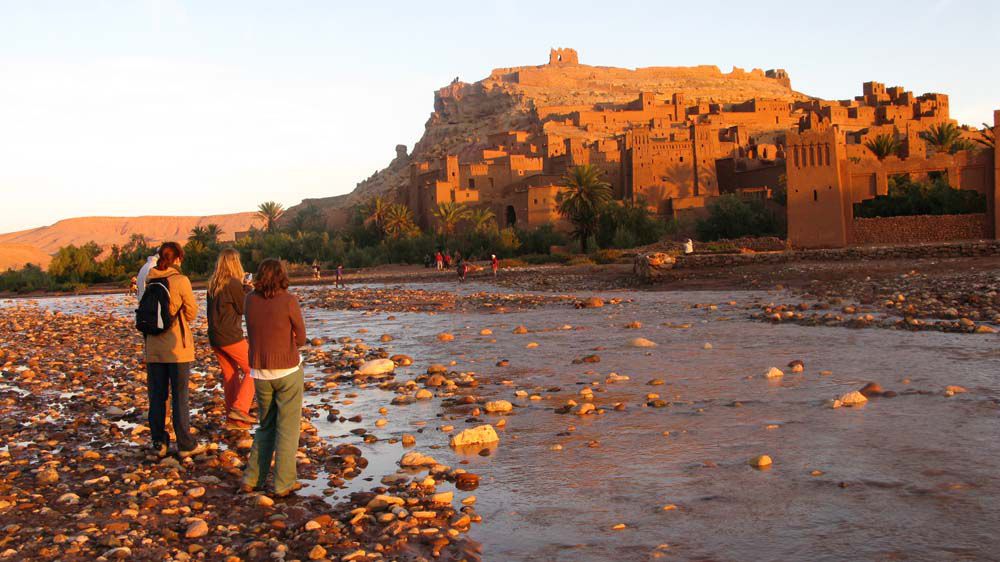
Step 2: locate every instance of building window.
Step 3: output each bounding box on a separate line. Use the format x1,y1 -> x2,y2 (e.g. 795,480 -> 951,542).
468,178 -> 475,189
813,189 -> 818,202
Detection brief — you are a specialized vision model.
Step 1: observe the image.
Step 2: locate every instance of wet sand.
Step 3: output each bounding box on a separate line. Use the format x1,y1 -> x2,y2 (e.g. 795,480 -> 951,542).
2,275 -> 1000,561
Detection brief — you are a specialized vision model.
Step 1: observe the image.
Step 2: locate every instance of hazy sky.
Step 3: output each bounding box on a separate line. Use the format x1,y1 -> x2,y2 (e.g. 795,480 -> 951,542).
1,0 -> 997,232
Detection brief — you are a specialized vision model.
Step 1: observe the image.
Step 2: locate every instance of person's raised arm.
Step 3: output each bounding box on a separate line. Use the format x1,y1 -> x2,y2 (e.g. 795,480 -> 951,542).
289,295 -> 307,347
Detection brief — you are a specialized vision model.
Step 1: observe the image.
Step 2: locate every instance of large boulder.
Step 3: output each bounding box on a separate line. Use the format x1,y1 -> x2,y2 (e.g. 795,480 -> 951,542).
633,252 -> 676,281
450,425 -> 500,448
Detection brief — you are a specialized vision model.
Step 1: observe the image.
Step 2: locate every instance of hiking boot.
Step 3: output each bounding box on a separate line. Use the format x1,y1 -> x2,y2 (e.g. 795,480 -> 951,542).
178,443 -> 208,459
228,410 -> 257,424
152,442 -> 168,458
239,481 -> 259,494
274,482 -> 303,498
225,420 -> 252,431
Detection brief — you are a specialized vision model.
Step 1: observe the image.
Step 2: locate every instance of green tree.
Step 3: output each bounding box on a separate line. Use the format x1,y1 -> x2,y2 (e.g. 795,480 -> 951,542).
864,134 -> 900,161
919,123 -> 977,154
382,204 -> 418,239
286,204 -> 325,234
556,164 -> 612,253
695,194 -> 783,241
363,196 -> 389,230
48,242 -> 102,283
432,202 -> 471,241
975,122 -> 995,149
257,201 -> 285,232
468,207 -> 497,234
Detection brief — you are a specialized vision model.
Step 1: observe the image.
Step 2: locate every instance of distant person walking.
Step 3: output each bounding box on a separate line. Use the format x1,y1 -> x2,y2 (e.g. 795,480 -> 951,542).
435,251 -> 443,271
312,262 -> 321,280
207,249 -> 256,431
491,254 -> 499,277
443,251 -> 452,269
336,264 -> 345,288
136,254 -> 158,301
683,238 -> 694,255
242,259 -> 308,497
139,242 -> 206,459
457,259 -> 468,283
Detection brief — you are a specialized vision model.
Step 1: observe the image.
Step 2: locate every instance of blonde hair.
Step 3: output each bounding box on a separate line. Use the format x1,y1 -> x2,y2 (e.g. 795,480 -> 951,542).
208,248 -> 245,296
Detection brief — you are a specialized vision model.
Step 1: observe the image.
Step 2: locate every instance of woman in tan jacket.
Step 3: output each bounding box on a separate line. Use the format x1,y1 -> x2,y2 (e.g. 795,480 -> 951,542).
144,242 -> 206,458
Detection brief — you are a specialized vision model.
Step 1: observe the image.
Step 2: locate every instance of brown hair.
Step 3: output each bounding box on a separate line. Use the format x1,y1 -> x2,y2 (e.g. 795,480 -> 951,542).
156,242 -> 185,270
254,258 -> 289,299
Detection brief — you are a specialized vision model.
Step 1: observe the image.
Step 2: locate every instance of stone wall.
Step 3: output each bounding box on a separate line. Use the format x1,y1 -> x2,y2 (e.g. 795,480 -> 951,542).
674,239 -> 1000,269
851,214 -> 990,246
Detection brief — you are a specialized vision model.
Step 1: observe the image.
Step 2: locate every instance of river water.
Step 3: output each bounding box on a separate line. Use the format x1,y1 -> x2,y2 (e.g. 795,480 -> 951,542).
11,283 -> 1000,561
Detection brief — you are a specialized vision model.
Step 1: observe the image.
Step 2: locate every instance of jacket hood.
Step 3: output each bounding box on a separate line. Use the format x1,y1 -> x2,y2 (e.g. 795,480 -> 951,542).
147,266 -> 182,279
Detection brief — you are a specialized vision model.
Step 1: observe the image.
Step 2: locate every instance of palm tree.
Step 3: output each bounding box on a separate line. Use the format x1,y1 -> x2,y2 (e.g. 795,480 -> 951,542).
204,224 -> 223,244
468,207 -> 497,234
919,123 -> 976,154
257,201 -> 285,232
188,226 -> 207,245
382,204 -> 418,239
363,196 -> 389,229
557,164 -> 612,253
864,134 -> 900,161
975,122 -> 995,149
432,202 -> 471,240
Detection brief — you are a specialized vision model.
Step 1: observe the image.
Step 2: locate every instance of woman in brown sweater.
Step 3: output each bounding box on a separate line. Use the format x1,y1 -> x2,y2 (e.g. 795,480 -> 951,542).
241,258 -> 307,497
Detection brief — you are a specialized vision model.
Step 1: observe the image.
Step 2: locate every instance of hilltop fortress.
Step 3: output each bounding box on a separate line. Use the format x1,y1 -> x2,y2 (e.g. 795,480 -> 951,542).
291,49 -> 998,248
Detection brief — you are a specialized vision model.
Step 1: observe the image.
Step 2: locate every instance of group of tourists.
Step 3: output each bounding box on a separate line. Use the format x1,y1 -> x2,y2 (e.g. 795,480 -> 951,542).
135,243 -> 308,497
431,250 -> 501,281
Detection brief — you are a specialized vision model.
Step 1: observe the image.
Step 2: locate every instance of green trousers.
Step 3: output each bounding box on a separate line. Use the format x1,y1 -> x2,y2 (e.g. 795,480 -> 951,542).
243,367 -> 304,494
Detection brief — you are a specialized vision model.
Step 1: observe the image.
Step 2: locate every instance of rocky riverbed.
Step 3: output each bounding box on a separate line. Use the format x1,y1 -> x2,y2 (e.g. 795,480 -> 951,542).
3,279 -> 1000,561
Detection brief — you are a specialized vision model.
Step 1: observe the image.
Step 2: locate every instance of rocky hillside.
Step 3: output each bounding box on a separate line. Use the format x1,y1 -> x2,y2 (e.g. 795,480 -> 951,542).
0,213 -> 260,270
285,51 -> 809,225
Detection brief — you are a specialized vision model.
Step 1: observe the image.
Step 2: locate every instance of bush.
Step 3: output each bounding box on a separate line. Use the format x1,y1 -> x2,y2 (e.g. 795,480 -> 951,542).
520,253 -> 571,265
591,249 -> 623,264
566,256 -> 595,266
596,202 -> 667,249
0,264 -> 56,294
696,194 -> 784,241
518,224 -> 568,255
854,176 -> 987,218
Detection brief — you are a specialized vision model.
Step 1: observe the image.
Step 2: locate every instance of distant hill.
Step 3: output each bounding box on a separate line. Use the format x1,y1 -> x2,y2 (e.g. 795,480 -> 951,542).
0,213 -> 260,271
0,243 -> 54,270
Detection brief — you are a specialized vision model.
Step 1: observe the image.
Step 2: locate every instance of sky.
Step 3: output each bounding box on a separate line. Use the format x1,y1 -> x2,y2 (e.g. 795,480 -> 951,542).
1,0 -> 997,233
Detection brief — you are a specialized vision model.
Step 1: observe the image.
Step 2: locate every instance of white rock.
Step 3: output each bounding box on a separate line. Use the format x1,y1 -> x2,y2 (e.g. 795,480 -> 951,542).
355,359 -> 396,376
449,425 -> 500,448
484,400 -> 513,413
629,337 -> 657,348
838,391 -> 868,407
764,367 -> 784,379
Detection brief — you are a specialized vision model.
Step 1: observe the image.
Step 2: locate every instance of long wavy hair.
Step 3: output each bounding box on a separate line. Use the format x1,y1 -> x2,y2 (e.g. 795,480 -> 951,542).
254,258 -> 289,299
208,248 -> 245,297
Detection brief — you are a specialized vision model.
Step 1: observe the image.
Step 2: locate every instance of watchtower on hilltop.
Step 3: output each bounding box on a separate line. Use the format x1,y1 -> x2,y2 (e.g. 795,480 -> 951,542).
548,48 -> 579,65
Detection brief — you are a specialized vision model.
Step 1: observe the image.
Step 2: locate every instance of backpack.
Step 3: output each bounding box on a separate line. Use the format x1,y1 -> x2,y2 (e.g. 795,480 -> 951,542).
136,275 -> 175,336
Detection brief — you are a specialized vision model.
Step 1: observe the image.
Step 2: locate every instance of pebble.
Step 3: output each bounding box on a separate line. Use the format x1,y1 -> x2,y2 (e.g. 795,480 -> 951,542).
764,367 -> 784,379
629,337 -> 657,348
749,455 -> 773,469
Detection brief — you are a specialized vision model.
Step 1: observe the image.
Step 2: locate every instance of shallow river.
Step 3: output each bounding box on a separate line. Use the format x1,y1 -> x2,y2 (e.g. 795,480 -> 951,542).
16,283 -> 1000,561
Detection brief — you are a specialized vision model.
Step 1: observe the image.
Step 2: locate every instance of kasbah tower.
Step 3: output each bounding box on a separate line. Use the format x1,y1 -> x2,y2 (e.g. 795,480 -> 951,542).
394,48 -> 998,249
